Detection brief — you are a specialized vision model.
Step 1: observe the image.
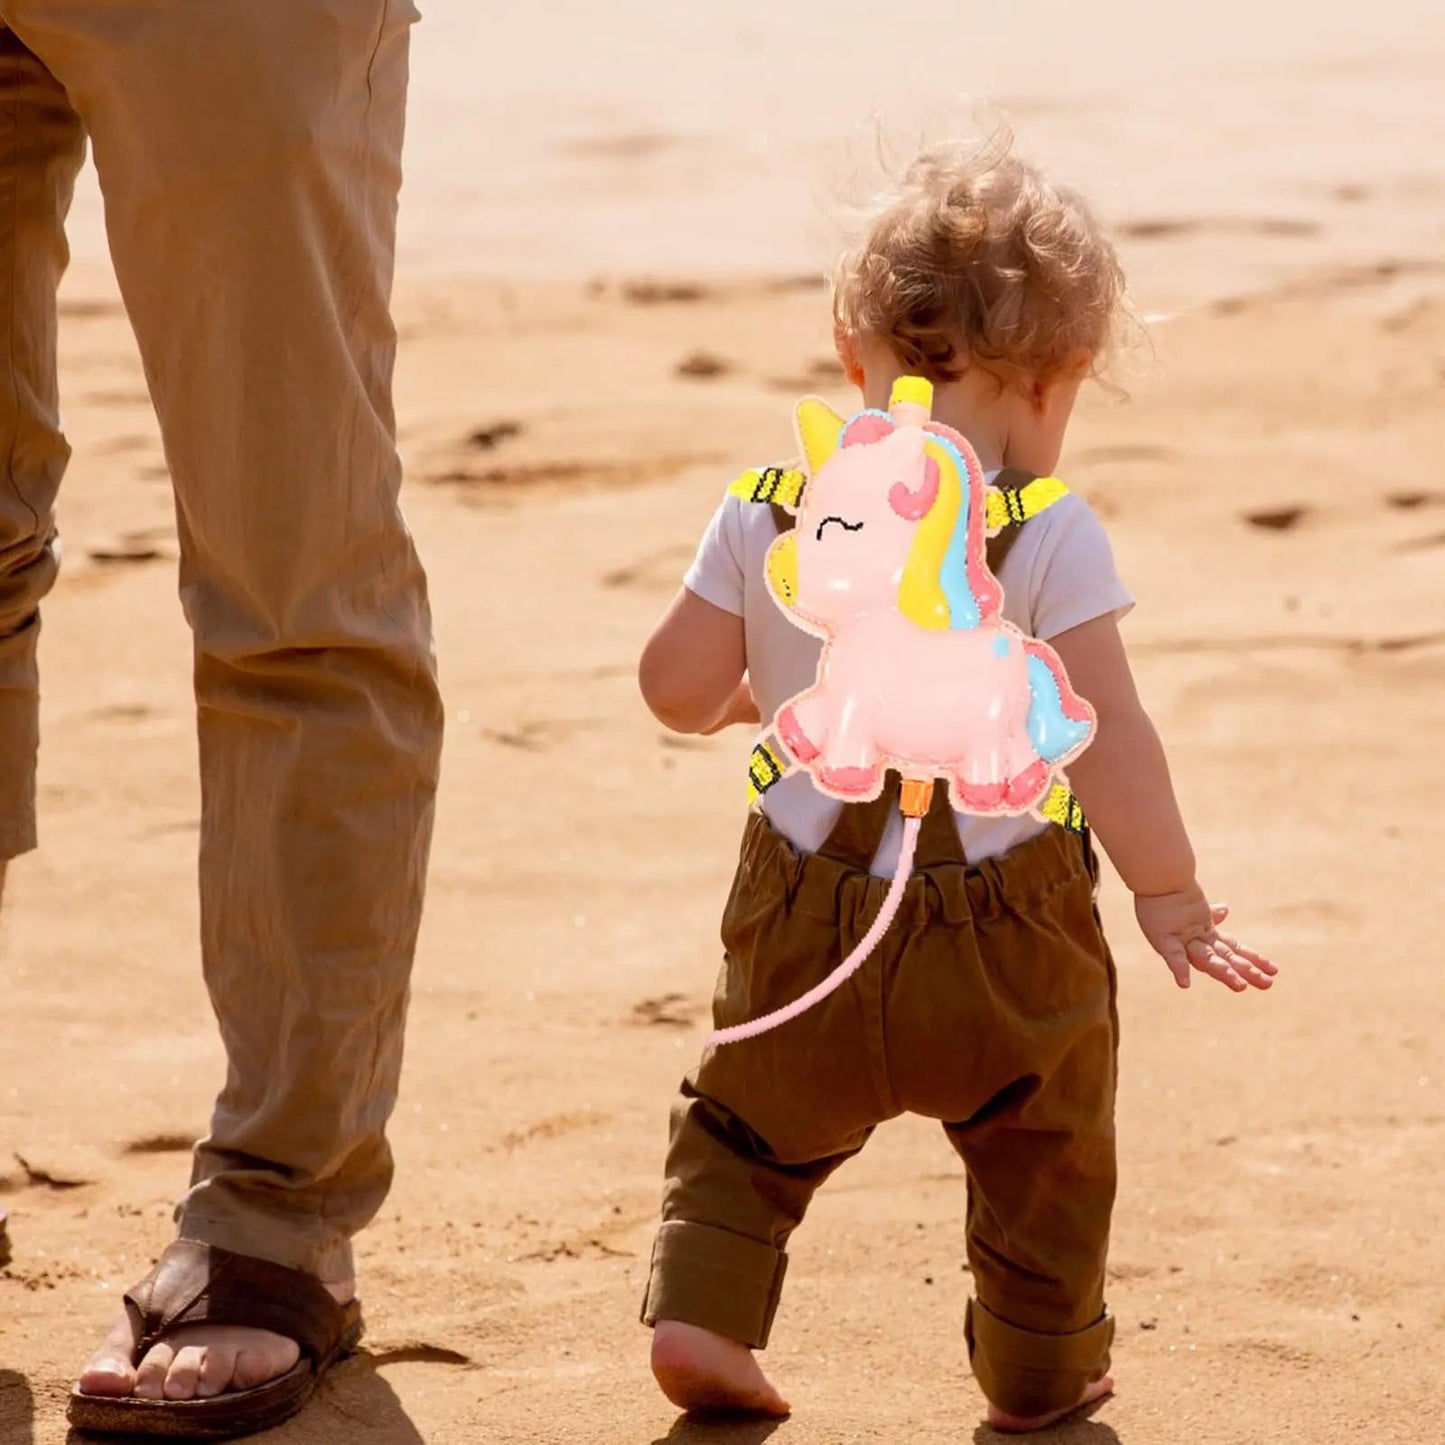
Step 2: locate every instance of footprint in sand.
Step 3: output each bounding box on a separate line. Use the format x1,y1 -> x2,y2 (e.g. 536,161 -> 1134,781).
465,419 -> 523,451
765,356 -> 845,392
1243,505 -> 1309,532
563,131 -> 683,163
1105,1261 -> 1158,1282
86,527 -> 173,564
516,1238 -> 633,1264
97,434 -> 156,456
1241,493 -> 1445,548
675,351 -> 732,380
1394,530 -> 1445,552
1226,1339 -> 1324,1372
496,1111 -> 611,1152
480,717 -> 600,752
58,299 -> 126,321
122,1133 -> 195,1156
1118,216 -> 1320,242
601,544 -> 693,592
1077,443 -> 1177,465
611,274 -> 818,307
90,702 -> 155,723
1212,256 -> 1445,316
426,450 -> 720,500
620,278 -> 708,306
1380,492 -> 1445,551
1379,299 -> 1442,333
629,992 -> 706,1028
83,389 -> 152,407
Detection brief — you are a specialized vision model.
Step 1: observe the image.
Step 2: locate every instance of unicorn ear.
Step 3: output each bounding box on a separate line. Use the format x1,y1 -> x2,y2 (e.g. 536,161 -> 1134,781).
795,397 -> 844,478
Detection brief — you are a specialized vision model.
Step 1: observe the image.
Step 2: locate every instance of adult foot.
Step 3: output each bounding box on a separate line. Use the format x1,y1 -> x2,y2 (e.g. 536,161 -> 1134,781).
77,1277 -> 354,1402
986,1374 -> 1114,1433
651,1320 -> 790,1417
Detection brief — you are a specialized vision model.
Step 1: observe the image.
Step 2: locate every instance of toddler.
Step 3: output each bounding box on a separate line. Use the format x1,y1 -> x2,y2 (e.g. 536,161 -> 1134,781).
636,136 -> 1275,1433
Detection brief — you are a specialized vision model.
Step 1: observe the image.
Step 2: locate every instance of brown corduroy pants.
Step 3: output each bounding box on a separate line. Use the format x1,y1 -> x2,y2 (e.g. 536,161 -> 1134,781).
0,2 -> 442,1282
643,786 -> 1120,1419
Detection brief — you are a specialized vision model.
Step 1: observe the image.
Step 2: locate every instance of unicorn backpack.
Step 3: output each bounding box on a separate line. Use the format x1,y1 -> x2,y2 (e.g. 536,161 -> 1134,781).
711,375 -> 1096,1047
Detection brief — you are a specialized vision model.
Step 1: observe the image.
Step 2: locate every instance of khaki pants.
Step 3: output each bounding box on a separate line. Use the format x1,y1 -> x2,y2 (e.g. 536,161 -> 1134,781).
643,792 -> 1120,1419
0,1 -> 442,1283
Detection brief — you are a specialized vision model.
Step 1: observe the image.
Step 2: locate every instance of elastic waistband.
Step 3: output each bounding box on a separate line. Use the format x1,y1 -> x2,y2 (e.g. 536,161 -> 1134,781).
737,810 -> 1094,928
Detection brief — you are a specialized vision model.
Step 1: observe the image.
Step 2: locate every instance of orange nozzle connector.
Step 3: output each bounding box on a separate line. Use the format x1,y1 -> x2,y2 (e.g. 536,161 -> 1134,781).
900,778 -> 934,818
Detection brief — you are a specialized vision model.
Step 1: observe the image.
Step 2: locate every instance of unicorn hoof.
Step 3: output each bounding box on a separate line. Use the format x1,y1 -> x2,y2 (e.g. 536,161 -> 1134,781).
777,705 -> 821,764
817,764 -> 882,797
1004,760 -> 1051,809
954,779 -> 1007,811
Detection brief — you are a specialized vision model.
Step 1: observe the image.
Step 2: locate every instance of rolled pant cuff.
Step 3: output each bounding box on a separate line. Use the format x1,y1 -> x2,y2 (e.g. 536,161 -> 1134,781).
177,1205 -> 354,1286
641,1220 -> 788,1349
966,1297 -> 1115,1419
0,818 -> 37,863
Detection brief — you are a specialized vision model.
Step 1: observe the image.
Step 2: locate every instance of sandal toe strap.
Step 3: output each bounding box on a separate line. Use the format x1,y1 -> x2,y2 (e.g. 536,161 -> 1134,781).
122,1238 -> 346,1363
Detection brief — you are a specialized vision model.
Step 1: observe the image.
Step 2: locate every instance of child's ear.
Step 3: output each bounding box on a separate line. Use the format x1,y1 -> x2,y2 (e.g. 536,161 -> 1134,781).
1030,351 -> 1093,415
834,325 -> 865,390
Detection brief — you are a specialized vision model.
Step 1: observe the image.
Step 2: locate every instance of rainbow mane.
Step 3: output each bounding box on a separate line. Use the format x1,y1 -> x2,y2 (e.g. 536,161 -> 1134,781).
835,410 -> 1002,632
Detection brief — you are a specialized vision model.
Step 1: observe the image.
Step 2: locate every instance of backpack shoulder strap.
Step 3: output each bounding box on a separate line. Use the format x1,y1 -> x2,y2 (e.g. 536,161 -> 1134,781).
728,464 -> 806,509
985,467 -> 1072,572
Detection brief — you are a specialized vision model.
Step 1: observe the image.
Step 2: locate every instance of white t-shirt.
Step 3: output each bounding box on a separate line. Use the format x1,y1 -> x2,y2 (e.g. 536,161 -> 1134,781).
683,473 -> 1135,876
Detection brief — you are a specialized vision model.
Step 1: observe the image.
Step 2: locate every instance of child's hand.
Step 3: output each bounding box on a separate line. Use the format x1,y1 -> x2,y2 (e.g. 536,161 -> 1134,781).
1133,885 -> 1277,993
700,679 -> 761,736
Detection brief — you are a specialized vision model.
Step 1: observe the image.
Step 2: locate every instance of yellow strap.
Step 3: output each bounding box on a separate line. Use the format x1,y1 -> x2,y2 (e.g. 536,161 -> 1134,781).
746,738 -> 789,805
985,475 -> 1070,531
728,466 -> 807,509
1039,783 -> 1087,834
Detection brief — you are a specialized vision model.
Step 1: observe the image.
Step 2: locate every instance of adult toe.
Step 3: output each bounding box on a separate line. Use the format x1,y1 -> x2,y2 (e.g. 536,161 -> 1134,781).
132,1341 -> 176,1400
232,1338 -> 300,1391
162,1344 -> 208,1401
194,1342 -> 240,1399
76,1319 -> 140,1399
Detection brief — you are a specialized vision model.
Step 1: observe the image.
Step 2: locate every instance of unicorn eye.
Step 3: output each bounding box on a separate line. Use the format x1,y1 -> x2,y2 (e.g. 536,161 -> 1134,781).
815,515 -> 865,542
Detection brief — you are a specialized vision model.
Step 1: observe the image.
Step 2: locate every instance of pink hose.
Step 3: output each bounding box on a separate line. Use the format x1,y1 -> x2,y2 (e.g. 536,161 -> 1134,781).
707,813 -> 923,1047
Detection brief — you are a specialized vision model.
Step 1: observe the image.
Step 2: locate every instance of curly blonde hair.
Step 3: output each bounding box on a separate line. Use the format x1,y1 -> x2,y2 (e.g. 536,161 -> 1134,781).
832,133 -> 1126,387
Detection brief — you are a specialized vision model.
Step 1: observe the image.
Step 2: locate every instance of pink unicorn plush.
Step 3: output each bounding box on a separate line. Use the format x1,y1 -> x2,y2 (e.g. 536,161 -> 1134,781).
767,376 -> 1094,815
710,376 -> 1095,1047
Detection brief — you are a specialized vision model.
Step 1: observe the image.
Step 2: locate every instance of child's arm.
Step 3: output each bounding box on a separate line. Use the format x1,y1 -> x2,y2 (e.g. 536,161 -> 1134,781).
639,588 -> 759,735
1050,614 -> 1276,993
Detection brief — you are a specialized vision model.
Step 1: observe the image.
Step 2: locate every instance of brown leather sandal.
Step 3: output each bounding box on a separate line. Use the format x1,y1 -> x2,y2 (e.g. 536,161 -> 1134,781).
66,1239 -> 363,1440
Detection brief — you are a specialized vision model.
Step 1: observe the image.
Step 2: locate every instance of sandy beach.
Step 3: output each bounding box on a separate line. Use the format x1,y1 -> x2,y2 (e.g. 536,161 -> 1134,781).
2,4 -> 1443,1442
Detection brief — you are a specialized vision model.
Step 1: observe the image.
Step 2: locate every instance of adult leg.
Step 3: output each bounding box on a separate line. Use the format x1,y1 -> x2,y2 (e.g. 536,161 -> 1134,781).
0,25 -> 85,875
8,0 -> 442,1409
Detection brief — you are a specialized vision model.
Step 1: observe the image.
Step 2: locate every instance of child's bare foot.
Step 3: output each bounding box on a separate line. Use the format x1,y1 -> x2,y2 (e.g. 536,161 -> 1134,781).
651,1320 -> 790,1417
986,1374 -> 1113,1433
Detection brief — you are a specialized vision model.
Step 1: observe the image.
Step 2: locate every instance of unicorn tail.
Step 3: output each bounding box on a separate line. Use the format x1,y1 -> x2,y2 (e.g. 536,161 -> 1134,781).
1023,643 -> 1095,765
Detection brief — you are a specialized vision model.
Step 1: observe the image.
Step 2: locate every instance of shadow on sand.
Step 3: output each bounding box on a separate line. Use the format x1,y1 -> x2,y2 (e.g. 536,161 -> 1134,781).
1,1370 -> 35,1445
972,1398 -> 1121,1444
652,1414 -> 787,1445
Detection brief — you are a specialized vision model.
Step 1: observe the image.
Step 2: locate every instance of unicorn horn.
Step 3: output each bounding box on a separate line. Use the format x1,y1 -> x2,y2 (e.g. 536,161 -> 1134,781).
889,375 -> 933,429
